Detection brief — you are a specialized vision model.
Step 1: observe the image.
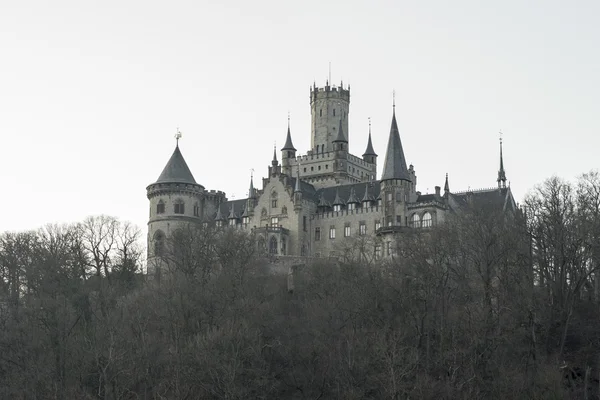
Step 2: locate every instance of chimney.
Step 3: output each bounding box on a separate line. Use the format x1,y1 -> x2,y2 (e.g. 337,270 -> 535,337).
435,186 -> 441,197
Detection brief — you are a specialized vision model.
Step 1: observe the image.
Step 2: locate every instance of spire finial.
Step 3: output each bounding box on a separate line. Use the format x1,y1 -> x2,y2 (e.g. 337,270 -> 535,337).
368,117 -> 372,134
497,130 -> 506,188
175,127 -> 182,146
393,90 -> 396,111
288,111 -> 290,128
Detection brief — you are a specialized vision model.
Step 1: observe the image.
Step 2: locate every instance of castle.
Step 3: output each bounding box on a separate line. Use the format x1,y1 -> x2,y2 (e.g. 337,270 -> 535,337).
146,81 -> 516,274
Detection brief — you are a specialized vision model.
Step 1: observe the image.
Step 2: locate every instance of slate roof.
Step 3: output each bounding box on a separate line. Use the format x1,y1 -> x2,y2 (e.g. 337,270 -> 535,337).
281,125 -> 296,151
213,199 -> 247,220
155,145 -> 197,185
381,110 -> 411,181
450,187 -> 516,213
362,132 -> 377,157
315,181 -> 381,208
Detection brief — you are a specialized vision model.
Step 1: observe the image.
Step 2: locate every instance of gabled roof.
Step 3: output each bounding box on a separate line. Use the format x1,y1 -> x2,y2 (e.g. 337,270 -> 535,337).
347,187 -> 360,204
450,187 -> 516,214
381,109 -> 411,181
155,145 -> 197,184
332,189 -> 345,205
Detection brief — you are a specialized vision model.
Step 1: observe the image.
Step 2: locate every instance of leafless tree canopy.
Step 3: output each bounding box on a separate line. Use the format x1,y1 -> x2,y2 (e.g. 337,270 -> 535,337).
1,172 -> 600,399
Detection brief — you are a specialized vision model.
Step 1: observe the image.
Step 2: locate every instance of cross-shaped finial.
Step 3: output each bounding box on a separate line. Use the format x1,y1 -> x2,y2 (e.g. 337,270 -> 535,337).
499,129 -> 503,144
175,127 -> 182,146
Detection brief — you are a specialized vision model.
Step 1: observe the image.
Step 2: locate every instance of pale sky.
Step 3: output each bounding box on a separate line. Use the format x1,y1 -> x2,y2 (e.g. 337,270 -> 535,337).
1,0 -> 599,234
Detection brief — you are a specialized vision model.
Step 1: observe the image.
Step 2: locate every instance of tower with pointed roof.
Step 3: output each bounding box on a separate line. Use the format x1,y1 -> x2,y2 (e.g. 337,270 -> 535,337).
362,119 -> 378,171
497,137 -> 507,189
281,118 -> 297,176
146,141 -> 205,276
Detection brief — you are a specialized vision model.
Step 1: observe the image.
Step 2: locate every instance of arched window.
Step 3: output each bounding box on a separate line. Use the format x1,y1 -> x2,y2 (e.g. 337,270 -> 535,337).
156,200 -> 165,214
153,230 -> 165,257
411,213 -> 421,228
193,202 -> 200,217
422,212 -> 432,228
174,199 -> 185,214
281,237 -> 286,255
269,236 -> 278,255
271,191 -> 278,208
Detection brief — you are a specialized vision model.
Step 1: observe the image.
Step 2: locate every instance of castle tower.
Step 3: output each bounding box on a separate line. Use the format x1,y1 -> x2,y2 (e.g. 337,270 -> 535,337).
146,141 -> 204,276
281,117 -> 296,176
362,118 -> 378,176
310,81 -> 350,154
380,103 -> 412,228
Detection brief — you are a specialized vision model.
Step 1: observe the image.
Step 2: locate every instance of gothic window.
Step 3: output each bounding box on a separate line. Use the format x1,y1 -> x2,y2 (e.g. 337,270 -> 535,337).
411,213 -> 421,228
288,151 -> 292,158
229,218 -> 236,226
174,199 -> 185,214
216,220 -> 223,227
269,236 -> 278,255
329,226 -> 336,239
359,222 -> 366,235
271,217 -> 279,226
271,191 -> 278,208
386,192 -> 393,201
377,199 -> 382,207
374,244 -> 382,260
153,230 -> 165,257
321,144 -> 324,153
422,212 -> 432,228
318,165 -> 321,170
193,202 -> 200,217
344,224 -> 351,237
281,206 -> 287,215
156,200 -> 165,214
315,227 -> 321,241
311,166 -> 314,171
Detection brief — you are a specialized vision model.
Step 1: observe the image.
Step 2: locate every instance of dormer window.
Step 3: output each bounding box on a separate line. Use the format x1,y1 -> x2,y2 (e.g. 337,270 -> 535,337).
174,200 -> 185,214
229,219 -> 236,226
363,201 -> 370,209
156,200 -> 165,214
216,220 -> 222,228
333,204 -> 341,212
347,203 -> 355,211
242,216 -> 249,225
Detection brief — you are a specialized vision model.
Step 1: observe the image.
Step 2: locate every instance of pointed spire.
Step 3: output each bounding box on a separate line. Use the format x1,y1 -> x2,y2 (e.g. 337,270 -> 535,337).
271,143 -> 278,166
294,166 -> 301,193
282,114 -> 296,151
318,192 -> 330,208
249,171 -> 255,198
155,145 -> 197,184
347,187 -> 359,204
228,204 -> 237,219
381,102 -> 411,181
214,206 -> 224,221
332,117 -> 347,143
497,133 -> 507,189
362,183 -> 373,203
363,118 -> 377,157
332,189 -> 344,206
444,173 -> 450,193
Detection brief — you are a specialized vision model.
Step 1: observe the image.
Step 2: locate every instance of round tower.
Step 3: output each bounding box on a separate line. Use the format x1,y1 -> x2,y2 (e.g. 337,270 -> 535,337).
146,143 -> 205,276
310,81 -> 350,154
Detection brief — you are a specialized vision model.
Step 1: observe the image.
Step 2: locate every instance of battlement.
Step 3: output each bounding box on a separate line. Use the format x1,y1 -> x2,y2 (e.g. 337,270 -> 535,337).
312,205 -> 382,221
310,83 -> 350,103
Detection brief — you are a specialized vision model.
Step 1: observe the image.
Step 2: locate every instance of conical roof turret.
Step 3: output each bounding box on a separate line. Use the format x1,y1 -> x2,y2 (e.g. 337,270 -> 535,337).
444,173 -> 450,193
155,144 -> 197,185
281,120 -> 296,151
332,189 -> 345,206
381,106 -> 411,181
347,187 -> 359,204
362,183 -> 375,202
363,121 -> 377,157
294,167 -> 302,193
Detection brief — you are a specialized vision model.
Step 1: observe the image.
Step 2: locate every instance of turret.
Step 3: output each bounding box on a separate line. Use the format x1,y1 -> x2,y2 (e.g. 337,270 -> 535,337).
281,117 -> 297,176
146,139 -> 205,276
310,81 -> 350,153
269,145 -> 281,177
362,118 -> 378,166
444,173 -> 450,199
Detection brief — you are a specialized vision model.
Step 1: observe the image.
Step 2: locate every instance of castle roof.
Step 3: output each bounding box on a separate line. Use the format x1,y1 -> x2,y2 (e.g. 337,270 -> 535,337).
347,187 -> 360,204
155,145 -> 197,185
332,118 -> 348,143
381,109 -> 411,181
362,132 -> 377,157
449,187 -> 516,214
281,124 -> 296,151
315,181 -> 381,209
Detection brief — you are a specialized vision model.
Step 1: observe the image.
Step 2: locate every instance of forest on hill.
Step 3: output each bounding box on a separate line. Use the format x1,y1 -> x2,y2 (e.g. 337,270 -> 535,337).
1,172 -> 600,399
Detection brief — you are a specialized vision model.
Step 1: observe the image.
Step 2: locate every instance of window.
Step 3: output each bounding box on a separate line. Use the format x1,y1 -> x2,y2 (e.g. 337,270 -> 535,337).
281,206 -> 287,215
320,109 -> 322,117
377,199 -> 382,207
304,168 -> 307,172
344,225 -> 351,237
422,212 -> 432,228
318,165 -> 321,170
156,200 -> 165,214
333,204 -> 341,212
359,222 -> 366,235
174,200 -> 185,214
229,218 -> 236,226
281,237 -> 286,255
348,203 -> 355,211
271,191 -> 278,208
387,192 -> 393,201
288,151 -> 292,158
311,166 -> 314,171
242,216 -> 249,225
269,236 -> 278,255
363,201 -> 370,209
333,109 -> 336,116
374,244 -> 382,260
271,217 -> 279,226
375,221 -> 381,231
396,216 -> 402,224
325,164 -> 328,169
153,230 -> 165,257
193,203 -> 200,217
329,226 -> 336,239
315,227 -> 321,241
386,241 -> 392,256
216,220 -> 222,227
411,213 -> 421,228
303,216 -> 307,231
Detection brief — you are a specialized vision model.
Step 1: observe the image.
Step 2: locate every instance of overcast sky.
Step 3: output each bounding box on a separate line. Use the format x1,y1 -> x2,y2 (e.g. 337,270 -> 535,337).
1,0 -> 598,234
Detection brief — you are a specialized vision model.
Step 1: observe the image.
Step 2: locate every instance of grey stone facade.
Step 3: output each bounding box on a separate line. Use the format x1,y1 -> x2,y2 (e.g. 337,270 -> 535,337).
146,81 -> 517,275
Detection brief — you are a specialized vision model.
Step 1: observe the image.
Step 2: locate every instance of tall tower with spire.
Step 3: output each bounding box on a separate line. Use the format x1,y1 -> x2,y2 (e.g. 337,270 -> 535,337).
310,80 -> 350,154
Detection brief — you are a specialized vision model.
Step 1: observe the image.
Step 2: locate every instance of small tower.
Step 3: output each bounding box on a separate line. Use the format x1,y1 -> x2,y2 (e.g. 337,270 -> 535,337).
362,118 -> 378,175
281,116 -> 297,176
380,97 -> 412,228
310,80 -> 350,153
269,144 -> 281,177
497,134 -> 507,189
444,173 -> 450,199
246,171 -> 257,216
146,134 -> 204,276
293,166 -> 303,211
